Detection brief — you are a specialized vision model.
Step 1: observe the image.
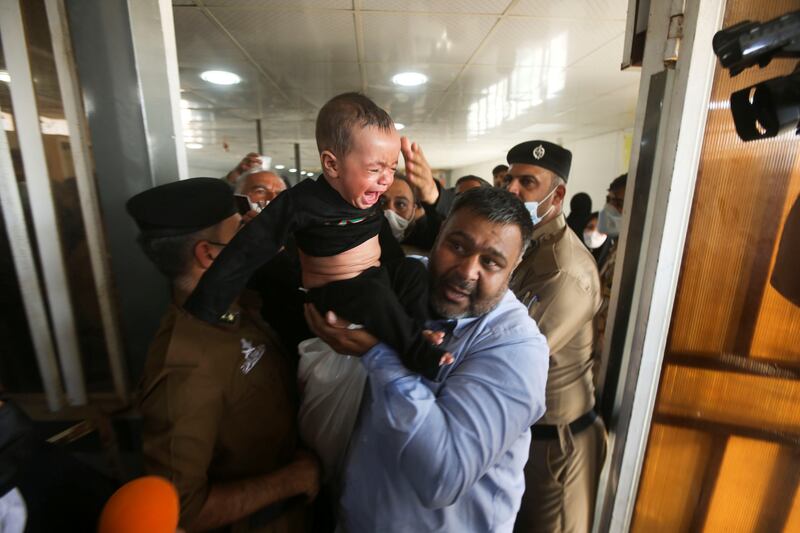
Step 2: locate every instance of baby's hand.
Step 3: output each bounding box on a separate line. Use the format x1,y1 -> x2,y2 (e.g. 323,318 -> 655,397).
422,330 -> 454,367
422,329 -> 444,346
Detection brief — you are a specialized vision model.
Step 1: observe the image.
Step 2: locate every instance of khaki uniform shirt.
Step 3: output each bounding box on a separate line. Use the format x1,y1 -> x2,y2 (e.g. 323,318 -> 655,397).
510,214 -> 601,425
139,294 -> 304,532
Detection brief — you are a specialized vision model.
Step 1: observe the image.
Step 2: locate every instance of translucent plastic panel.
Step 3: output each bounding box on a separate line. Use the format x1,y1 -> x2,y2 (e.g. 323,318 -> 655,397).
632,0 -> 800,530
703,438 -> 785,532
657,365 -> 800,434
631,424 -> 714,533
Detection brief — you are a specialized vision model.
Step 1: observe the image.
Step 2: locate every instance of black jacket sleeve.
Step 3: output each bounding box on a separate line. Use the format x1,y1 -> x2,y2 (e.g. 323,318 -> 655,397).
403,201 -> 443,251
378,216 -> 405,263
184,189 -> 298,322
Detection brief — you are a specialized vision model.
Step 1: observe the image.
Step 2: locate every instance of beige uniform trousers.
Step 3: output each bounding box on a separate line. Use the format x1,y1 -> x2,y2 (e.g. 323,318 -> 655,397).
514,417 -> 607,533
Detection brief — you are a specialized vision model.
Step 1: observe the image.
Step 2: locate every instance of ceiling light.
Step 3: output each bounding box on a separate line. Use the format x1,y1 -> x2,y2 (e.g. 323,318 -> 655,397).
392,72 -> 427,87
275,164 -> 285,170
394,123 -> 406,130
289,168 -> 297,173
186,143 -> 203,149
0,71 -> 10,83
200,70 -> 241,85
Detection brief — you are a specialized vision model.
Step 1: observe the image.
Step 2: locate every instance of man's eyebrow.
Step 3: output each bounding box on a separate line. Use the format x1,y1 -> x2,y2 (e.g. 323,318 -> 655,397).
449,230 -> 509,260
485,246 -> 507,258
446,230 -> 476,244
473,243 -> 507,264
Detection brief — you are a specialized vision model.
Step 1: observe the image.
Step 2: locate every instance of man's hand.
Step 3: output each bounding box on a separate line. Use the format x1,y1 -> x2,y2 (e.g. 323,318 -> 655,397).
401,137 -> 439,205
291,449 -> 321,502
303,304 -> 378,356
241,209 -> 260,225
224,152 -> 262,184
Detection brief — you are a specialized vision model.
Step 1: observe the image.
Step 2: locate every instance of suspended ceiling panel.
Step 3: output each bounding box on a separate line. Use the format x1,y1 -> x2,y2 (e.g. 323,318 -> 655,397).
173,0 -> 639,176
509,0 -> 629,19
362,0 -> 512,14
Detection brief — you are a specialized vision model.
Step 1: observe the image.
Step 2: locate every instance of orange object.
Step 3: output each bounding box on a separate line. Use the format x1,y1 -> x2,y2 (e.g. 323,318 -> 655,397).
97,476 -> 180,533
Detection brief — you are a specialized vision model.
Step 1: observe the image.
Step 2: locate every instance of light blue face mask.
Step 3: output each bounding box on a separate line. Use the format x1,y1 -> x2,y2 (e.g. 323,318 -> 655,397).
598,203 -> 623,238
524,186 -> 557,226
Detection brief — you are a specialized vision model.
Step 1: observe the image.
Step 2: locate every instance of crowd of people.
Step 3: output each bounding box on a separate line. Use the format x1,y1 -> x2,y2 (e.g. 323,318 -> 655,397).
0,91 -> 628,533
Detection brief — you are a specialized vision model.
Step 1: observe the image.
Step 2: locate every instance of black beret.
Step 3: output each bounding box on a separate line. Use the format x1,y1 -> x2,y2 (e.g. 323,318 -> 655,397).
126,177 -> 236,237
506,140 -> 572,182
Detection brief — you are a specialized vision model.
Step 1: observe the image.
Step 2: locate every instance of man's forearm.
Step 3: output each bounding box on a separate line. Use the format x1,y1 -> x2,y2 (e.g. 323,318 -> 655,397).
363,341 -> 545,508
187,457 -> 313,531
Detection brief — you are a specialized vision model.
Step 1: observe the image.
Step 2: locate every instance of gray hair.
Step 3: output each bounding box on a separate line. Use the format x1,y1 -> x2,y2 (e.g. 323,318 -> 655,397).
234,166 -> 270,194
449,187 -> 534,249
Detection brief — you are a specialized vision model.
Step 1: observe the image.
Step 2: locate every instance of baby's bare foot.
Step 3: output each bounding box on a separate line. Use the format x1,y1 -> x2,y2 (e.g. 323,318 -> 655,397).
439,353 -> 454,366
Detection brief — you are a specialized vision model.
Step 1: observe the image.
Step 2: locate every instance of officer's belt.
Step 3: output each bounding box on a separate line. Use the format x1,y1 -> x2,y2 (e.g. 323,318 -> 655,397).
531,410 -> 597,440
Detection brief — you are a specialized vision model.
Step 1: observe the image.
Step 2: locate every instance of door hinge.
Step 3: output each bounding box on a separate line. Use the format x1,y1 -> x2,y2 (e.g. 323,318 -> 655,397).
664,13 -> 684,67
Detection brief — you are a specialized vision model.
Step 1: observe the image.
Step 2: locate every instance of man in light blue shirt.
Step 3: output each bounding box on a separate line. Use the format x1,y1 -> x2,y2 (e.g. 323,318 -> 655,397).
306,186 -> 550,532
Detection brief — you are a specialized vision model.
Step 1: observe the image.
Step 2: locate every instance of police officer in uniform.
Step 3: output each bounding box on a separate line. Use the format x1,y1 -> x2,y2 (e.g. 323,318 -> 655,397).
504,142 -> 606,533
127,178 -> 319,532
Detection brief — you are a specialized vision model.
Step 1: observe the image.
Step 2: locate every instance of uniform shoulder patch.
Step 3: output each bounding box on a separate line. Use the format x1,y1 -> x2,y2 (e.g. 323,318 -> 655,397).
240,338 -> 265,374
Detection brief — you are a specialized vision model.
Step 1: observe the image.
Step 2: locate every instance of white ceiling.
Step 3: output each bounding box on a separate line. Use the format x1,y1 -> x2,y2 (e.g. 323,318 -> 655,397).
173,0 -> 640,178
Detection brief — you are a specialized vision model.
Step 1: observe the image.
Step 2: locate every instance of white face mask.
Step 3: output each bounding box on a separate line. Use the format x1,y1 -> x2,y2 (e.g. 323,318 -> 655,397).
583,230 -> 607,249
598,204 -> 623,237
383,209 -> 412,241
524,185 -> 557,227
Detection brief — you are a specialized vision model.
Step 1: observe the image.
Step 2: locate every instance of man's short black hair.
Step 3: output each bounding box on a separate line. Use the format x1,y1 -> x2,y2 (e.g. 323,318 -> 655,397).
137,229 -> 211,281
492,164 -> 509,176
455,175 -> 489,188
449,187 -> 533,245
392,172 -> 419,205
609,173 -> 627,192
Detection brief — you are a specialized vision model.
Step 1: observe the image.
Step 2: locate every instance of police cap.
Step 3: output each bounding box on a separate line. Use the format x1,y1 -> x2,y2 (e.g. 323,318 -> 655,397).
126,177 -> 236,237
506,140 -> 572,182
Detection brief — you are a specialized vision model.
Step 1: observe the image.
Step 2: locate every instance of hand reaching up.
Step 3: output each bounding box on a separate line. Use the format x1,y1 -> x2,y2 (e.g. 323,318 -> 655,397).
401,137 -> 439,205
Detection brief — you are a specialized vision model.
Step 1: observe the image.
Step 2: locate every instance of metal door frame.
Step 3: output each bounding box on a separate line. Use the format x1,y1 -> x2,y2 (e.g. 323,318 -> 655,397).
595,0 -> 727,530
0,0 -> 86,406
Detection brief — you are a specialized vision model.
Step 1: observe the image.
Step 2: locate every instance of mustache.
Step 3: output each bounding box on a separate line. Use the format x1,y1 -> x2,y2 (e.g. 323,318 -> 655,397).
441,273 -> 476,295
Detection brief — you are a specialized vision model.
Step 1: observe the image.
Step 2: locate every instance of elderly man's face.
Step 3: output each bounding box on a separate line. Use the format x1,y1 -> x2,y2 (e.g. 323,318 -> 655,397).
429,208 -> 523,319
243,171 -> 286,207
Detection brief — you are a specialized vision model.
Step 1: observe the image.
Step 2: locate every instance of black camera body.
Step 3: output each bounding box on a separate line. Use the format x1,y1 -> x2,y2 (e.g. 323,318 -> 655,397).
713,11 -> 800,141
